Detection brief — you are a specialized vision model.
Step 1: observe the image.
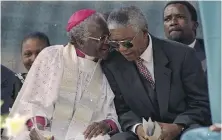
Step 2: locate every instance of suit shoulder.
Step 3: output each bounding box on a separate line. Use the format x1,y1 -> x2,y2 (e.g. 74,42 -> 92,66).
38,45 -> 63,58
160,38 -> 194,54
1,65 -> 16,84
1,65 -> 15,77
41,45 -> 63,53
101,51 -> 124,65
1,65 -> 13,73
152,37 -> 196,63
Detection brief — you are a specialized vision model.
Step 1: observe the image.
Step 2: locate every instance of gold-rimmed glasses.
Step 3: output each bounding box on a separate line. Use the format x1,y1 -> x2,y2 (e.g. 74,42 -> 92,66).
88,34 -> 110,44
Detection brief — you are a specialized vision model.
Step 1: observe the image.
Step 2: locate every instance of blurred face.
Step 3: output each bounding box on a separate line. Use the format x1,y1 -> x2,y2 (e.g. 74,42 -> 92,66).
82,17 -> 110,60
22,38 -> 47,70
109,26 -> 148,61
163,4 -> 198,44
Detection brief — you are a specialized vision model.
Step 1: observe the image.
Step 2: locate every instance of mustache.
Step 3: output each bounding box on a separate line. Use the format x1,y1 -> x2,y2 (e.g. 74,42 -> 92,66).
169,27 -> 182,32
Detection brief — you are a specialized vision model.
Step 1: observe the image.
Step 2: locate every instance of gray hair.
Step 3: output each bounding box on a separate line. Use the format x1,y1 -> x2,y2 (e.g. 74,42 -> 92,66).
67,12 -> 105,45
107,6 -> 148,32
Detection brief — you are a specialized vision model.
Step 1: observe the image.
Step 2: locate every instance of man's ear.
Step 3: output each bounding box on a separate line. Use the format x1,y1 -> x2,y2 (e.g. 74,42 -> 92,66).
71,36 -> 84,49
143,29 -> 148,38
192,21 -> 199,31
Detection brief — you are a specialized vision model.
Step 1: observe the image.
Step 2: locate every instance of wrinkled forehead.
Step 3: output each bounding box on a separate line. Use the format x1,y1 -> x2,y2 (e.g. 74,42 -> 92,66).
109,26 -> 136,41
164,4 -> 190,17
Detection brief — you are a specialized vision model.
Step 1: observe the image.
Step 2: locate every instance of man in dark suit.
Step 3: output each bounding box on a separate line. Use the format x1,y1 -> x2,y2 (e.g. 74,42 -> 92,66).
1,65 -> 16,115
102,6 -> 211,140
163,1 -> 207,72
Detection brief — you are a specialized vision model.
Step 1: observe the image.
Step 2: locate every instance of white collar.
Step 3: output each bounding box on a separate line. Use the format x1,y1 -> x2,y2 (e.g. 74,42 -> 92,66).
188,39 -> 197,48
140,34 -> 153,62
85,55 -> 95,61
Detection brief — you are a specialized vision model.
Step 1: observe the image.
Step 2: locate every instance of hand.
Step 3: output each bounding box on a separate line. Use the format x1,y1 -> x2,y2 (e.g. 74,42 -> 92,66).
118,46 -> 140,61
136,124 -> 149,140
158,123 -> 183,140
29,128 -> 45,140
209,124 -> 222,132
83,121 -> 110,140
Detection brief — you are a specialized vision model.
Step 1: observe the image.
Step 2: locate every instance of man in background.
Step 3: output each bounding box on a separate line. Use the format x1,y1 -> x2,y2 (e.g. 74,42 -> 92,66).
163,1 -> 207,72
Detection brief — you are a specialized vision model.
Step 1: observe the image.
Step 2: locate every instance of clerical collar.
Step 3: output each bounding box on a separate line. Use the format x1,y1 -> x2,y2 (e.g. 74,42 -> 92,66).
75,48 -> 85,58
75,48 -> 96,61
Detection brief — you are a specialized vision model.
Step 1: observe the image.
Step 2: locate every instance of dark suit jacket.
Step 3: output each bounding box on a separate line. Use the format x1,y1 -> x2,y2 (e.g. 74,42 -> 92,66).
13,73 -> 27,102
101,36 -> 211,132
194,39 -> 207,72
1,65 -> 16,114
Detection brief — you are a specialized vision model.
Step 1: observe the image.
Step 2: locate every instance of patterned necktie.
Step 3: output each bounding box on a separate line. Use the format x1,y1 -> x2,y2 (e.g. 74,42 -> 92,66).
136,58 -> 155,88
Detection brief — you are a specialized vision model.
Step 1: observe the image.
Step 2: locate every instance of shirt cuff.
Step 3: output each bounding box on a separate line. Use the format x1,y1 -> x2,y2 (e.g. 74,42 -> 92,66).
131,123 -> 142,134
103,119 -> 119,135
26,116 -> 50,130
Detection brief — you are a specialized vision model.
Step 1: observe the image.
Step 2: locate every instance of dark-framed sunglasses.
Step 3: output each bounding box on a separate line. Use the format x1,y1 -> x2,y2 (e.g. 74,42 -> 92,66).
108,31 -> 140,49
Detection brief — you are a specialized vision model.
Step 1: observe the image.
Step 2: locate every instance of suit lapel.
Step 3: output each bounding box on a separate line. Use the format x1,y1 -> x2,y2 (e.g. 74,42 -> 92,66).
194,39 -> 206,61
194,39 -> 207,71
152,36 -> 172,119
112,53 -> 156,116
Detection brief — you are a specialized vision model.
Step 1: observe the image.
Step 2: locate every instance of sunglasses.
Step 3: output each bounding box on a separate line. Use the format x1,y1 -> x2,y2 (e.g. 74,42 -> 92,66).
108,31 -> 140,49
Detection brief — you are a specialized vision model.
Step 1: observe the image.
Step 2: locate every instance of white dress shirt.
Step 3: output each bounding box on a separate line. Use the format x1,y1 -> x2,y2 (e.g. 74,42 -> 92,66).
131,34 -> 155,134
188,39 -> 197,48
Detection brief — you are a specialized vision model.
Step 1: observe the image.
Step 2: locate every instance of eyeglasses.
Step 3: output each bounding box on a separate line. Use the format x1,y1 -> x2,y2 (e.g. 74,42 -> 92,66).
108,31 -> 140,49
88,35 -> 110,44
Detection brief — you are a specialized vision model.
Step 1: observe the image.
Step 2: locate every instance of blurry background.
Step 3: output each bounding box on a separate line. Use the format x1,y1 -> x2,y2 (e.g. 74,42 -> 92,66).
1,1 -> 201,72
